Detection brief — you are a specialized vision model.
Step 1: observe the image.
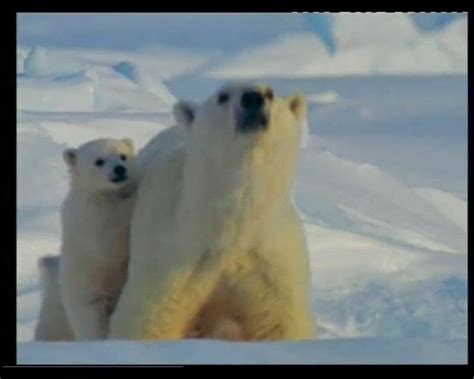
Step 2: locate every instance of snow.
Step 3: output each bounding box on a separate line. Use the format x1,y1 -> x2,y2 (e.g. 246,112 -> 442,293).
16,13 -> 467,364
334,13 -> 412,48
17,61 -> 176,113
307,91 -> 340,105
112,61 -> 177,105
17,75 -> 96,112
18,45 -> 217,81
295,144 -> 466,254
204,32 -> 330,78
414,187 -> 467,233
203,14 -> 467,78
17,338 -> 466,364
17,14 -> 467,81
23,46 -> 49,77
17,124 -> 69,209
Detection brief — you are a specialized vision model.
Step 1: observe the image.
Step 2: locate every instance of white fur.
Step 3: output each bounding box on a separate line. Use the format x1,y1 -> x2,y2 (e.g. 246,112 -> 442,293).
109,83 -> 315,341
59,138 -> 138,340
136,124 -> 188,174
34,255 -> 74,341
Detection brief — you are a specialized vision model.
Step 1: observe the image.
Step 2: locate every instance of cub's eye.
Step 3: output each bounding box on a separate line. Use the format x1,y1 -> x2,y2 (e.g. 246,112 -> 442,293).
217,93 -> 229,105
120,154 -> 127,161
95,158 -> 105,167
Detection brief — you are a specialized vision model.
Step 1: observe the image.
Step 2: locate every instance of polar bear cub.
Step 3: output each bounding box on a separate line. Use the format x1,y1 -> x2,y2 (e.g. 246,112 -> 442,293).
34,255 -> 74,341
109,83 -> 315,341
59,138 -> 138,340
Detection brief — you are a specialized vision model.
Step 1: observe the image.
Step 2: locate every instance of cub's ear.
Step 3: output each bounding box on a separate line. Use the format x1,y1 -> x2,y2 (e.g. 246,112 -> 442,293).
287,92 -> 306,123
121,138 -> 135,154
63,148 -> 77,168
173,100 -> 198,129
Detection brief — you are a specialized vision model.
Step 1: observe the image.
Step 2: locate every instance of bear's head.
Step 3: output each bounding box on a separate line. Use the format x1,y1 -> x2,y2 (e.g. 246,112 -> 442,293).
173,82 -> 306,163
63,138 -> 138,195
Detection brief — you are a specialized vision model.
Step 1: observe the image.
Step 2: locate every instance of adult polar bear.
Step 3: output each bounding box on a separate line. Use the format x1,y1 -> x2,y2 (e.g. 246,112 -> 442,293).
109,82 -> 315,341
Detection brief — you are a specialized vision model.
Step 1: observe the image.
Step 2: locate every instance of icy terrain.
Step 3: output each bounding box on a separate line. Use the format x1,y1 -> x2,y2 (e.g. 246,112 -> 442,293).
16,13 -> 467,364
203,14 -> 467,78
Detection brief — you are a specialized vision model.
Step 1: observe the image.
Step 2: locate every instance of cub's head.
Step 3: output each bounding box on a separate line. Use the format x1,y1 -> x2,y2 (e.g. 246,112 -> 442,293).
173,82 -> 306,160
63,138 -> 137,195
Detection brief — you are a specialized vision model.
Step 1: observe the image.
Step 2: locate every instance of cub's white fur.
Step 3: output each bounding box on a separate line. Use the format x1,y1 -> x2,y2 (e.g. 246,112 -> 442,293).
34,255 -> 74,341
59,138 -> 138,340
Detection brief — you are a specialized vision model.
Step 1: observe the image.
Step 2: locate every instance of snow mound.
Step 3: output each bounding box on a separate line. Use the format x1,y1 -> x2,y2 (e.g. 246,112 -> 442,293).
294,144 -> 466,254
112,61 -> 176,104
333,13 -> 420,50
135,44 -> 221,80
22,46 -> 88,78
205,32 -> 328,78
17,74 -> 96,112
203,14 -> 467,78
306,224 -> 466,340
17,49 -> 28,74
17,65 -> 177,113
24,47 -> 49,78
431,17 -> 468,72
86,66 -> 175,112
17,124 -> 69,209
35,116 -> 170,153
415,187 -> 467,233
30,45 -> 217,81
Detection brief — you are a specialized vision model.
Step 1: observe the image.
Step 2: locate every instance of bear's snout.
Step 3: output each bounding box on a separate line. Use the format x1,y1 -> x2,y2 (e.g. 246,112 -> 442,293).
241,91 -> 264,111
237,90 -> 270,133
111,165 -> 128,183
114,165 -> 127,176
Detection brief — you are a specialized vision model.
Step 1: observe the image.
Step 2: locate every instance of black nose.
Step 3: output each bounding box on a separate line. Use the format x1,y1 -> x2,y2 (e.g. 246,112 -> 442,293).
241,91 -> 264,111
114,165 -> 126,176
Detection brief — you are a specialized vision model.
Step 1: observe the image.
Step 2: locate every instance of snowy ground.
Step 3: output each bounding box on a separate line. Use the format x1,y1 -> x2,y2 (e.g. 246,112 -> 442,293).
16,14 -> 467,365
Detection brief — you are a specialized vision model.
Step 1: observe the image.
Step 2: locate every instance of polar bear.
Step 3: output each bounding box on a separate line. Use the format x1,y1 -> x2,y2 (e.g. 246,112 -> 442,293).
59,138 -> 138,340
109,83 -> 315,341
136,123 -> 189,174
34,255 -> 74,341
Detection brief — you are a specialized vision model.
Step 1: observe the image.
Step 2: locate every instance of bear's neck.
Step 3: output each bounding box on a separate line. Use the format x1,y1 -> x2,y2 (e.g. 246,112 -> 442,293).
176,141 -> 297,256
67,184 -> 134,209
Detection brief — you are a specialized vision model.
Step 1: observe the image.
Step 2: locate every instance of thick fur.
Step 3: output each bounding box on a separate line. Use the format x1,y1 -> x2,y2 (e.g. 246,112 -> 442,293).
59,138 -> 138,340
109,83 -> 315,341
34,255 -> 74,341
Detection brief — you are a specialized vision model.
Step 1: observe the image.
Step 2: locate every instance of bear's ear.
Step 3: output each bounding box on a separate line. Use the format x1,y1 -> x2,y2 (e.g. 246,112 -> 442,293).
287,92 -> 306,123
63,148 -> 77,168
121,138 -> 135,154
173,100 -> 198,129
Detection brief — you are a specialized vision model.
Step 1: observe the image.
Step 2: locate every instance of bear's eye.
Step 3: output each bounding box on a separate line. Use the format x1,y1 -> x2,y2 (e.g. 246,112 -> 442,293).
95,158 -> 105,167
217,92 -> 229,105
120,154 -> 127,161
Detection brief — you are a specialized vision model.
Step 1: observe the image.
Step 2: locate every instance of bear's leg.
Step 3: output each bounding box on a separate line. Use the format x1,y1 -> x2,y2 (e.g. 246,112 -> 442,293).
110,267 -> 220,340
272,307 -> 315,341
225,262 -> 315,341
146,270 -> 220,339
241,296 -> 315,341
257,292 -> 315,341
35,256 -> 74,341
205,318 -> 244,341
249,217 -> 315,341
63,296 -> 110,340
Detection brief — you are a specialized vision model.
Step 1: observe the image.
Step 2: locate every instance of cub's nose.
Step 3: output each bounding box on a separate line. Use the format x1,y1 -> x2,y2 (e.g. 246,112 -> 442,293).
114,165 -> 127,176
241,91 -> 264,111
